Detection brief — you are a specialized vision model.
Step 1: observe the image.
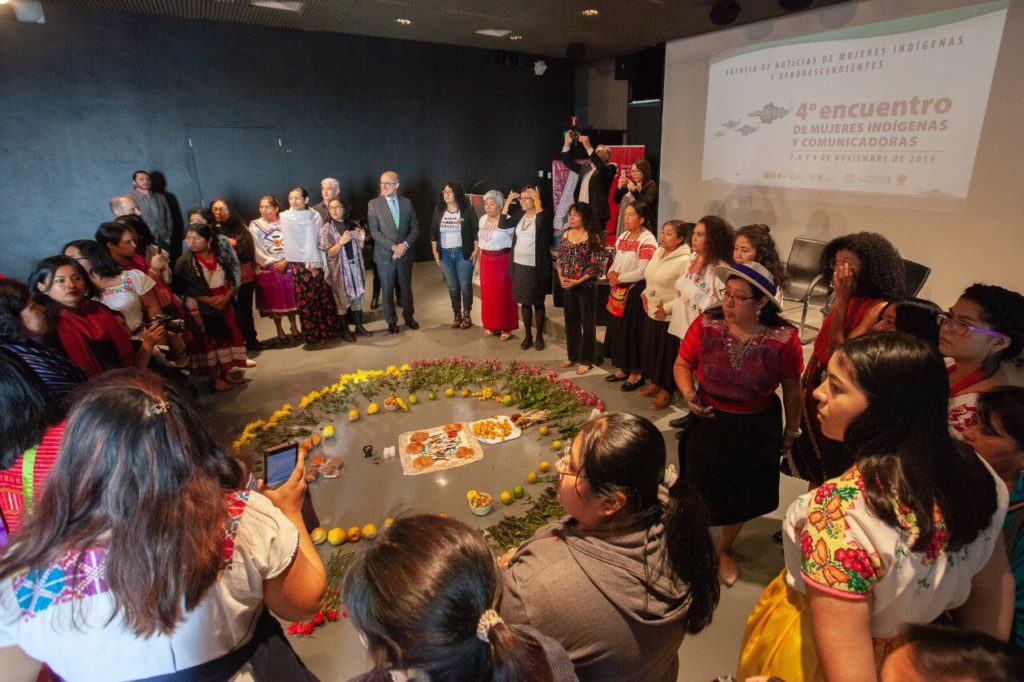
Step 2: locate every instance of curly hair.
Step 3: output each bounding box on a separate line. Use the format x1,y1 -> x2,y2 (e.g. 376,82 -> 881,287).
821,232 -> 905,300
697,215 -> 735,267
960,283 -> 1024,362
736,224 -> 787,288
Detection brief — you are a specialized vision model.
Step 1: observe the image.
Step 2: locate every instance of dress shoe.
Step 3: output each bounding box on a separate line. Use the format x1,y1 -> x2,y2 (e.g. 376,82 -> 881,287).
620,378 -> 645,392
637,383 -> 659,397
521,336 -> 533,350
535,335 -> 545,351
370,295 -> 381,310
388,323 -> 400,334
405,318 -> 420,330
352,311 -> 373,337
669,415 -> 694,429
604,373 -> 627,383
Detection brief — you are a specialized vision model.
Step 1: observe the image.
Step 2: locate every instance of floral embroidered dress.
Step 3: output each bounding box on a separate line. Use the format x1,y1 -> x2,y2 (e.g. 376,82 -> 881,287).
0,491 -> 298,682
738,464 -> 1008,681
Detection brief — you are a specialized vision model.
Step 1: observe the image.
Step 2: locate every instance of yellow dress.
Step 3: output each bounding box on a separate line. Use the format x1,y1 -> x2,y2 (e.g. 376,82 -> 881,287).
738,464 -> 1006,680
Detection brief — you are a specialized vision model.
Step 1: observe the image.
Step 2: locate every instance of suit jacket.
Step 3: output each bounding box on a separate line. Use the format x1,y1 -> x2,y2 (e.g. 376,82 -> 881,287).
130,189 -> 174,245
561,149 -> 616,225
367,195 -> 419,264
311,201 -> 330,225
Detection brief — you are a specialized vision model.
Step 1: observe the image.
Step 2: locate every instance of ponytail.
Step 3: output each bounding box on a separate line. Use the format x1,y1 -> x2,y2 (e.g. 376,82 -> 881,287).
662,478 -> 720,634
487,620 -> 555,682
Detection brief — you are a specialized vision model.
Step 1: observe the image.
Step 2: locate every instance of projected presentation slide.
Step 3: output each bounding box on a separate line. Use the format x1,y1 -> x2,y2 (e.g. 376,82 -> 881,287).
702,1 -> 1007,200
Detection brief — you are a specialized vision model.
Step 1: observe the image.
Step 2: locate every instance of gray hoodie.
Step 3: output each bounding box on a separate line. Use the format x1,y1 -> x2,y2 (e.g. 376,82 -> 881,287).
500,517 -> 693,682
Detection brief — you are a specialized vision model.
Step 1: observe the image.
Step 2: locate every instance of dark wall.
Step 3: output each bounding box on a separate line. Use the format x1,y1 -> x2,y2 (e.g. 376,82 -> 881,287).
0,4 -> 574,276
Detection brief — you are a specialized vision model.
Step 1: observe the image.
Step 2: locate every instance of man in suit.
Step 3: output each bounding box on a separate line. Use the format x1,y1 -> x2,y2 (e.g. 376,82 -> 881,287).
129,170 -> 174,249
560,131 -> 616,227
367,170 -> 419,333
311,177 -> 340,224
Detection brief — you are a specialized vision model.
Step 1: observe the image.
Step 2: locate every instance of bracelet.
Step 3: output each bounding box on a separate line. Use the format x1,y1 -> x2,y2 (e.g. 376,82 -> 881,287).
784,428 -> 802,438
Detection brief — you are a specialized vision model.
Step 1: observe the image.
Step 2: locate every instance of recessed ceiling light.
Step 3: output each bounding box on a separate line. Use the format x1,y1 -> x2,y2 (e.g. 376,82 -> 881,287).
396,18 -> 412,25
509,34 -> 523,41
249,0 -> 304,11
582,8 -> 599,16
476,29 -> 512,38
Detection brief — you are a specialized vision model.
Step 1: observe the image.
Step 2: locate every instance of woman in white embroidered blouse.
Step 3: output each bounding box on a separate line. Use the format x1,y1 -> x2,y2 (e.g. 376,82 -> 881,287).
738,333 -> 1011,682
0,370 -> 325,681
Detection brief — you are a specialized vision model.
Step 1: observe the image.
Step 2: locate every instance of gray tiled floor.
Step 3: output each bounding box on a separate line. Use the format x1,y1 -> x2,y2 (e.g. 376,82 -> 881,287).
203,262 -> 813,681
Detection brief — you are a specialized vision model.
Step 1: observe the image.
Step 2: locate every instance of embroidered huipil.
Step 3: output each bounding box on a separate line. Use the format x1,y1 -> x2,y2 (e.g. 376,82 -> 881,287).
782,464 -> 1007,637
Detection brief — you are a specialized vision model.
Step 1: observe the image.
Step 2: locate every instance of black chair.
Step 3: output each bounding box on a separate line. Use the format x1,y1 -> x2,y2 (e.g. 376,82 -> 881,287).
903,258 -> 931,298
780,238 -> 829,341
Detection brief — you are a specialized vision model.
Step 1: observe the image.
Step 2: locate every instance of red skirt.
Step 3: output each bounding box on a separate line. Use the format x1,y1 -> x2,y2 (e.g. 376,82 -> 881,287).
189,286 -> 247,376
480,249 -> 519,333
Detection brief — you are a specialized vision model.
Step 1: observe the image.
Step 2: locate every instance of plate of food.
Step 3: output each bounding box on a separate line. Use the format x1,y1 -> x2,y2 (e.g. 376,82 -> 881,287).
397,422 -> 484,476
469,415 -> 522,445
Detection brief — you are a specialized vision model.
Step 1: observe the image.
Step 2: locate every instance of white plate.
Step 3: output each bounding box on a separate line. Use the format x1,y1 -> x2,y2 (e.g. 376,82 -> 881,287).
468,415 -> 522,445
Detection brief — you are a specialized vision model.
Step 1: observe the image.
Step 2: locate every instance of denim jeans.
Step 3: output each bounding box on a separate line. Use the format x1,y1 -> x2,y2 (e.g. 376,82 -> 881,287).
439,247 -> 474,312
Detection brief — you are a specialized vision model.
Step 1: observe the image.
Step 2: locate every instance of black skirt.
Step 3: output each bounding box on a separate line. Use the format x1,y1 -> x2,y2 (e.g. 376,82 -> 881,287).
605,282 -> 645,373
679,395 -> 782,526
512,263 -> 547,306
640,315 -> 679,391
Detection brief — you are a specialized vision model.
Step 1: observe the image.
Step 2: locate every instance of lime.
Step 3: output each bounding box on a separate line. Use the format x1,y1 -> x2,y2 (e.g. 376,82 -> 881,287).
428,391 -> 437,400
408,394 -> 419,405
502,395 -> 513,406
512,485 -> 525,498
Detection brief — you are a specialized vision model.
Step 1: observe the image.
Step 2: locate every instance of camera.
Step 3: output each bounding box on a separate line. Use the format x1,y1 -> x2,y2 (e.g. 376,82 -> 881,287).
152,314 -> 187,333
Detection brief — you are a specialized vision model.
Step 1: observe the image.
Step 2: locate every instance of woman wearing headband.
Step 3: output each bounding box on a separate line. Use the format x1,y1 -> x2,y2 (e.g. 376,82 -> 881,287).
674,261 -> 803,587
343,514 -> 576,681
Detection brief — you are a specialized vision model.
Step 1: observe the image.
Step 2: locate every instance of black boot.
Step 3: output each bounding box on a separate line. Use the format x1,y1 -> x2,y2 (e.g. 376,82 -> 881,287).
353,310 -> 373,337
520,304 -> 534,350
340,313 -> 356,342
534,305 -> 546,350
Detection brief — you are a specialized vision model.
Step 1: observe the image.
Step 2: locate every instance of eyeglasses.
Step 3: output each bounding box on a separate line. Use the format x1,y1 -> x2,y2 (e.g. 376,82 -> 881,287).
556,447 -> 586,481
937,312 -> 1008,339
718,288 -> 756,303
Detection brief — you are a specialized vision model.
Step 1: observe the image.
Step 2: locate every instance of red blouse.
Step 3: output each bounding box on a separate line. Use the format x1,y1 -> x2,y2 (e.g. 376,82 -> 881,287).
812,296 -> 884,365
0,421 -> 64,537
679,316 -> 804,413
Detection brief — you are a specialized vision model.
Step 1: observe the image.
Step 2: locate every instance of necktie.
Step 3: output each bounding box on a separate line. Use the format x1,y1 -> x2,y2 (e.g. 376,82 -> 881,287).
388,198 -> 400,229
